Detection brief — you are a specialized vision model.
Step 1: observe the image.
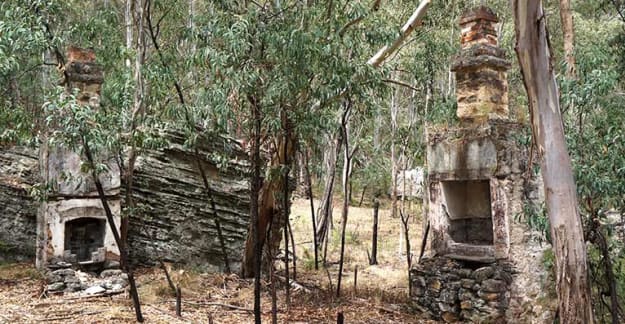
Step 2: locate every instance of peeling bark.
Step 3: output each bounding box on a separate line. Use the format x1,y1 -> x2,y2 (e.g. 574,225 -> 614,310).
512,2 -> 593,323
241,132 -> 296,278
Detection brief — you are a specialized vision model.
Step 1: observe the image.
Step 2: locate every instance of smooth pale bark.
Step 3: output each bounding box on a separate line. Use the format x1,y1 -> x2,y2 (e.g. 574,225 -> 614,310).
559,0 -> 576,79
367,0 -> 430,67
512,2 -> 594,323
390,91 -> 398,219
125,0 -> 132,68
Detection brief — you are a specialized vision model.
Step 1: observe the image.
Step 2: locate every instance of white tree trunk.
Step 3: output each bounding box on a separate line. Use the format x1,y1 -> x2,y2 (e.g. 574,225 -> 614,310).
125,0 -> 133,69
390,91 -> 398,219
559,0 -> 576,79
512,2 -> 594,323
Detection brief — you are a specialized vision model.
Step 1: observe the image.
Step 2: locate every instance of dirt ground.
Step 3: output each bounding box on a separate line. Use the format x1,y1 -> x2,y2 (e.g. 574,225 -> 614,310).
0,198 -> 431,323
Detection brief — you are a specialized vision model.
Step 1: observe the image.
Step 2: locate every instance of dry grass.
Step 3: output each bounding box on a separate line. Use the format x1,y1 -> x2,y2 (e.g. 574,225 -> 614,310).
289,198 -> 423,294
0,198 -> 431,323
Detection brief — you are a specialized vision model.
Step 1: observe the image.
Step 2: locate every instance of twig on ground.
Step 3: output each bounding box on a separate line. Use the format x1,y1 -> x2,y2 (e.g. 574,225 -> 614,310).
170,300 -> 254,313
64,289 -> 125,300
39,310 -> 104,321
275,275 -> 312,293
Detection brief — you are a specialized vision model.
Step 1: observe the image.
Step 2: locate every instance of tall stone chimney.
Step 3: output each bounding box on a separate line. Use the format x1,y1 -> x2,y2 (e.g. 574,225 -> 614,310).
451,6 -> 510,122
410,7 -> 539,322
37,47 -> 121,270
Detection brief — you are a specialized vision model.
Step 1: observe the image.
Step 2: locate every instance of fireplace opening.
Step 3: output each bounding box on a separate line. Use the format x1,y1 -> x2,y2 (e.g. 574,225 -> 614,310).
441,180 -> 493,245
64,218 -> 106,262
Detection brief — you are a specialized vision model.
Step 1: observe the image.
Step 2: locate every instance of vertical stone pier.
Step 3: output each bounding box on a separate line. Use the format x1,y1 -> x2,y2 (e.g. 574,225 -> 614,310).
37,47 -> 121,269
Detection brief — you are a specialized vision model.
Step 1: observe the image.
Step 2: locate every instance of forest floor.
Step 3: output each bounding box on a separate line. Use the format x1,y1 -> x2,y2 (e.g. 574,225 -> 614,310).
0,198 -> 431,323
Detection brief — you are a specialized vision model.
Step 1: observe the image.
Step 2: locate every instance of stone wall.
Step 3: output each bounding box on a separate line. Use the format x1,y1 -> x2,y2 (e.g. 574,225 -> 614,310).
410,257 -> 513,323
0,131 -> 250,271
0,147 -> 38,261
127,130 -> 250,272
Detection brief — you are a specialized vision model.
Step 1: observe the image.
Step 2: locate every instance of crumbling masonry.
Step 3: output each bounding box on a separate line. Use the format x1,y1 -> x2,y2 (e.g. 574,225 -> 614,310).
410,7 -> 554,323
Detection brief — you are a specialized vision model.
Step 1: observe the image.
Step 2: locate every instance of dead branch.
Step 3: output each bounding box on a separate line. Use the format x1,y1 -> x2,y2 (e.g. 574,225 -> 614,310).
178,300 -> 254,312
382,79 -> 420,92
64,289 -> 125,300
39,310 -> 104,321
368,0 -> 431,67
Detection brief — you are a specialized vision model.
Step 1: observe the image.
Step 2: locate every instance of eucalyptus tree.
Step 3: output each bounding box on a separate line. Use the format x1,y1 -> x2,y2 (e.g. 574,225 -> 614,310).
513,1 -> 594,322
0,1 -> 62,144
560,4 -> 625,322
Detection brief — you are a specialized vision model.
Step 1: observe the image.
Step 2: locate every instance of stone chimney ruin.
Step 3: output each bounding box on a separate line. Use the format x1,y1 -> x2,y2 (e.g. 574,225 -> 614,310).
36,47 -> 121,269
410,7 -> 546,322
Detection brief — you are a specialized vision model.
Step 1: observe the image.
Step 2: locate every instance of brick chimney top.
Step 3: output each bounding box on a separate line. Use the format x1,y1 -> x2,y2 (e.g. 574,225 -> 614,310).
64,46 -> 103,86
459,6 -> 499,25
451,6 -> 509,122
459,6 -> 499,49
67,46 -> 96,63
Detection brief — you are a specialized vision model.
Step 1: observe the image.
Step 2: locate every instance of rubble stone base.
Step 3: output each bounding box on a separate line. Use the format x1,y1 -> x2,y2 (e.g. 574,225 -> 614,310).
410,257 -> 513,323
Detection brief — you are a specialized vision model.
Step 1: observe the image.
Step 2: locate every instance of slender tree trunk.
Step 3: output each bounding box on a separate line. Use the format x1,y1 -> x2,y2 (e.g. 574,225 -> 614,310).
358,185 -> 367,207
588,202 -> 621,324
287,219 -> 296,280
370,200 -> 379,265
122,0 -> 146,257
336,102 -> 352,298
390,92 -> 398,219
513,2 -> 594,323
282,130 -> 291,308
303,150 -> 319,270
400,210 -> 411,269
316,131 -> 342,254
196,155 -> 231,272
367,0 -> 431,67
248,94 -> 263,324
125,0 -> 132,69
82,138 -> 143,322
266,216 -> 278,324
559,0 -> 576,79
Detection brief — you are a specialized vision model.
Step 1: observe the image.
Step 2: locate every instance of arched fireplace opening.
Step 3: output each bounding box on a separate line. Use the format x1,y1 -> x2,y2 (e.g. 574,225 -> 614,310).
64,218 -> 106,262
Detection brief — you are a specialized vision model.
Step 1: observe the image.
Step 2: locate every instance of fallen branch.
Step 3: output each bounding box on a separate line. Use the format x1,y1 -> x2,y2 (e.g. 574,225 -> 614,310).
147,305 -> 180,321
275,275 -> 312,293
64,289 -> 125,300
378,306 -> 402,315
39,310 -> 104,321
171,300 -> 254,313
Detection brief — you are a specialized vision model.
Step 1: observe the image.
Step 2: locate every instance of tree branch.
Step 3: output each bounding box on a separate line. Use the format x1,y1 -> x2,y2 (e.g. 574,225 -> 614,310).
382,78 -> 420,92
367,0 -> 431,67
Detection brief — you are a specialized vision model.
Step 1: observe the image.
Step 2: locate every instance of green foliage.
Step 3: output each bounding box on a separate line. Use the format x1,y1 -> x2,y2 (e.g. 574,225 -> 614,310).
542,248 -> 555,272
519,201 -> 551,244
557,7 -> 625,320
